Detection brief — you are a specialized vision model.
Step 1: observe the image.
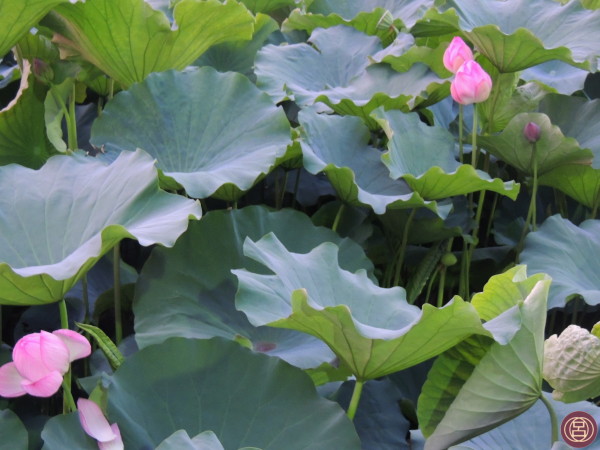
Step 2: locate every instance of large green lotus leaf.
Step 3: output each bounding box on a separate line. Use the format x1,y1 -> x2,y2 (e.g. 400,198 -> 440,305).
0,409 -> 28,449
239,0 -> 297,13
194,13 -> 279,80
298,109 -> 434,214
46,0 -> 254,87
0,149 -> 201,305
539,165 -> 600,209
91,67 -> 291,199
521,215 -> 600,308
414,0 -> 600,72
107,337 -> 361,449
418,272 -> 550,449
0,62 -> 55,168
538,95 -> 600,166
477,112 -> 593,176
0,0 -> 69,56
255,26 -> 447,127
447,393 -> 600,449
41,413 -> 97,450
521,61 -> 589,95
134,205 -> 374,370
234,233 -> 489,380
285,0 -> 434,33
255,26 -> 384,104
373,109 -> 520,200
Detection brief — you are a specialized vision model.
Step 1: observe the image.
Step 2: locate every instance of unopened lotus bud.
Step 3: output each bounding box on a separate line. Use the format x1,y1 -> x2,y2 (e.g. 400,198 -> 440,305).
32,58 -> 53,84
524,122 -> 541,143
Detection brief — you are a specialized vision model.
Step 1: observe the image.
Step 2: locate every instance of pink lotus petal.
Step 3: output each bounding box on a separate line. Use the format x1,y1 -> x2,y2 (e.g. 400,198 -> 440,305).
21,370 -> 63,397
78,398 -> 117,442
13,333 -> 51,382
0,362 -> 27,397
53,329 -> 92,362
39,331 -> 70,375
98,424 -> 124,450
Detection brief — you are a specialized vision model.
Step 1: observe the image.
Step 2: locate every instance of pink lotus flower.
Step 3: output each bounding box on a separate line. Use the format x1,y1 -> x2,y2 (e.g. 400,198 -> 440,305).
443,37 -> 474,74
78,398 -> 124,450
0,330 -> 91,398
450,60 -> 492,105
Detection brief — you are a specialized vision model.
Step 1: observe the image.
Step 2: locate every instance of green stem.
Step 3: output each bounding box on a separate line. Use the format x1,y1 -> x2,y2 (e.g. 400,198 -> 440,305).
62,377 -> 77,413
82,275 -> 89,323
108,78 -> 114,100
59,298 -> 69,329
424,265 -> 439,305
113,245 -> 122,345
66,83 -> 78,151
292,169 -> 301,209
458,104 -> 464,164
471,105 -> 479,169
346,380 -> 365,421
571,297 -> 580,325
539,393 -> 559,444
437,239 -> 454,307
459,239 -> 469,300
332,203 -> 345,233
278,171 -> 288,209
484,192 -> 499,246
518,143 -> 539,252
393,208 -> 417,287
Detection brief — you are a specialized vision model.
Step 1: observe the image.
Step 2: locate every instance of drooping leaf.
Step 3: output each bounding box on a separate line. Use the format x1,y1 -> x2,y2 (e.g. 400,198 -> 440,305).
521,215 -> 600,308
298,109 -> 434,214
44,77 -> 73,152
477,112 -> 592,176
413,0 -> 600,72
0,149 -> 201,305
234,233 -> 490,380
0,62 -> 55,168
447,393 -> 600,449
91,67 -> 291,200
134,205 -> 374,370
107,337 -> 361,449
46,0 -> 255,87
76,323 -> 124,371
0,0 -> 69,57
373,109 -> 520,200
418,268 -> 550,449
0,409 -> 28,450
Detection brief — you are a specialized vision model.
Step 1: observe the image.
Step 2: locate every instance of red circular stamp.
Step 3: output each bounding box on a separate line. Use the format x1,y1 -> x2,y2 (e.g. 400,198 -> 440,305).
561,411 -> 598,448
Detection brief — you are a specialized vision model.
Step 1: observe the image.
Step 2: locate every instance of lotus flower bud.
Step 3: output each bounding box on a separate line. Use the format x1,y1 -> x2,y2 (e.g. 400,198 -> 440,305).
450,60 -> 493,105
0,330 -> 91,398
443,37 -> 474,74
543,325 -> 600,403
78,398 -> 124,450
32,58 -> 54,84
524,122 -> 541,143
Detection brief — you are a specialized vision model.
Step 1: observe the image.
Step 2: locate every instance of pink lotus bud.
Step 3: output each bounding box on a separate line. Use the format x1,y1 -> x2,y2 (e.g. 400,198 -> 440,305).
450,60 -> 493,105
0,330 -> 91,398
524,122 -> 541,143
443,37 -> 474,74
78,399 -> 124,450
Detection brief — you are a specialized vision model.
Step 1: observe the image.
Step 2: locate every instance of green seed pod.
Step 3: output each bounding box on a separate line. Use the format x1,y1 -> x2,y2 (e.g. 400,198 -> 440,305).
441,253 -> 458,267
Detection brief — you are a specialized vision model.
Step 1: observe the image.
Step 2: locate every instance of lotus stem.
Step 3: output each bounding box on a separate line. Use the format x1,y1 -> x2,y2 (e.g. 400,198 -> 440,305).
292,169 -> 301,209
332,203 -> 345,233
518,142 -> 539,252
82,275 -> 89,324
346,379 -> 365,421
113,245 -> 122,345
471,104 -> 479,169
539,393 -> 559,444
66,83 -> 78,151
393,208 -> 416,287
458,104 -> 464,164
59,299 -> 75,413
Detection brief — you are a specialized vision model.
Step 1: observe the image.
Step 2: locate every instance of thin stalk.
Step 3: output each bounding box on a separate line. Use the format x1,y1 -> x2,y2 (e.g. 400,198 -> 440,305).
66,83 -> 78,151
58,299 -> 74,413
292,169 -> 301,209
437,239 -> 454,307
465,190 -> 486,293
458,104 -> 464,164
332,203 -> 346,233
518,143 -> 539,251
471,105 -> 479,169
539,393 -> 559,444
277,171 -> 288,209
82,275 -> 89,323
484,193 -> 499,246
346,380 -> 365,421
571,298 -> 580,325
113,245 -> 122,344
393,208 -> 417,287
459,239 -> 469,300
108,78 -> 115,100
425,266 -> 440,305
